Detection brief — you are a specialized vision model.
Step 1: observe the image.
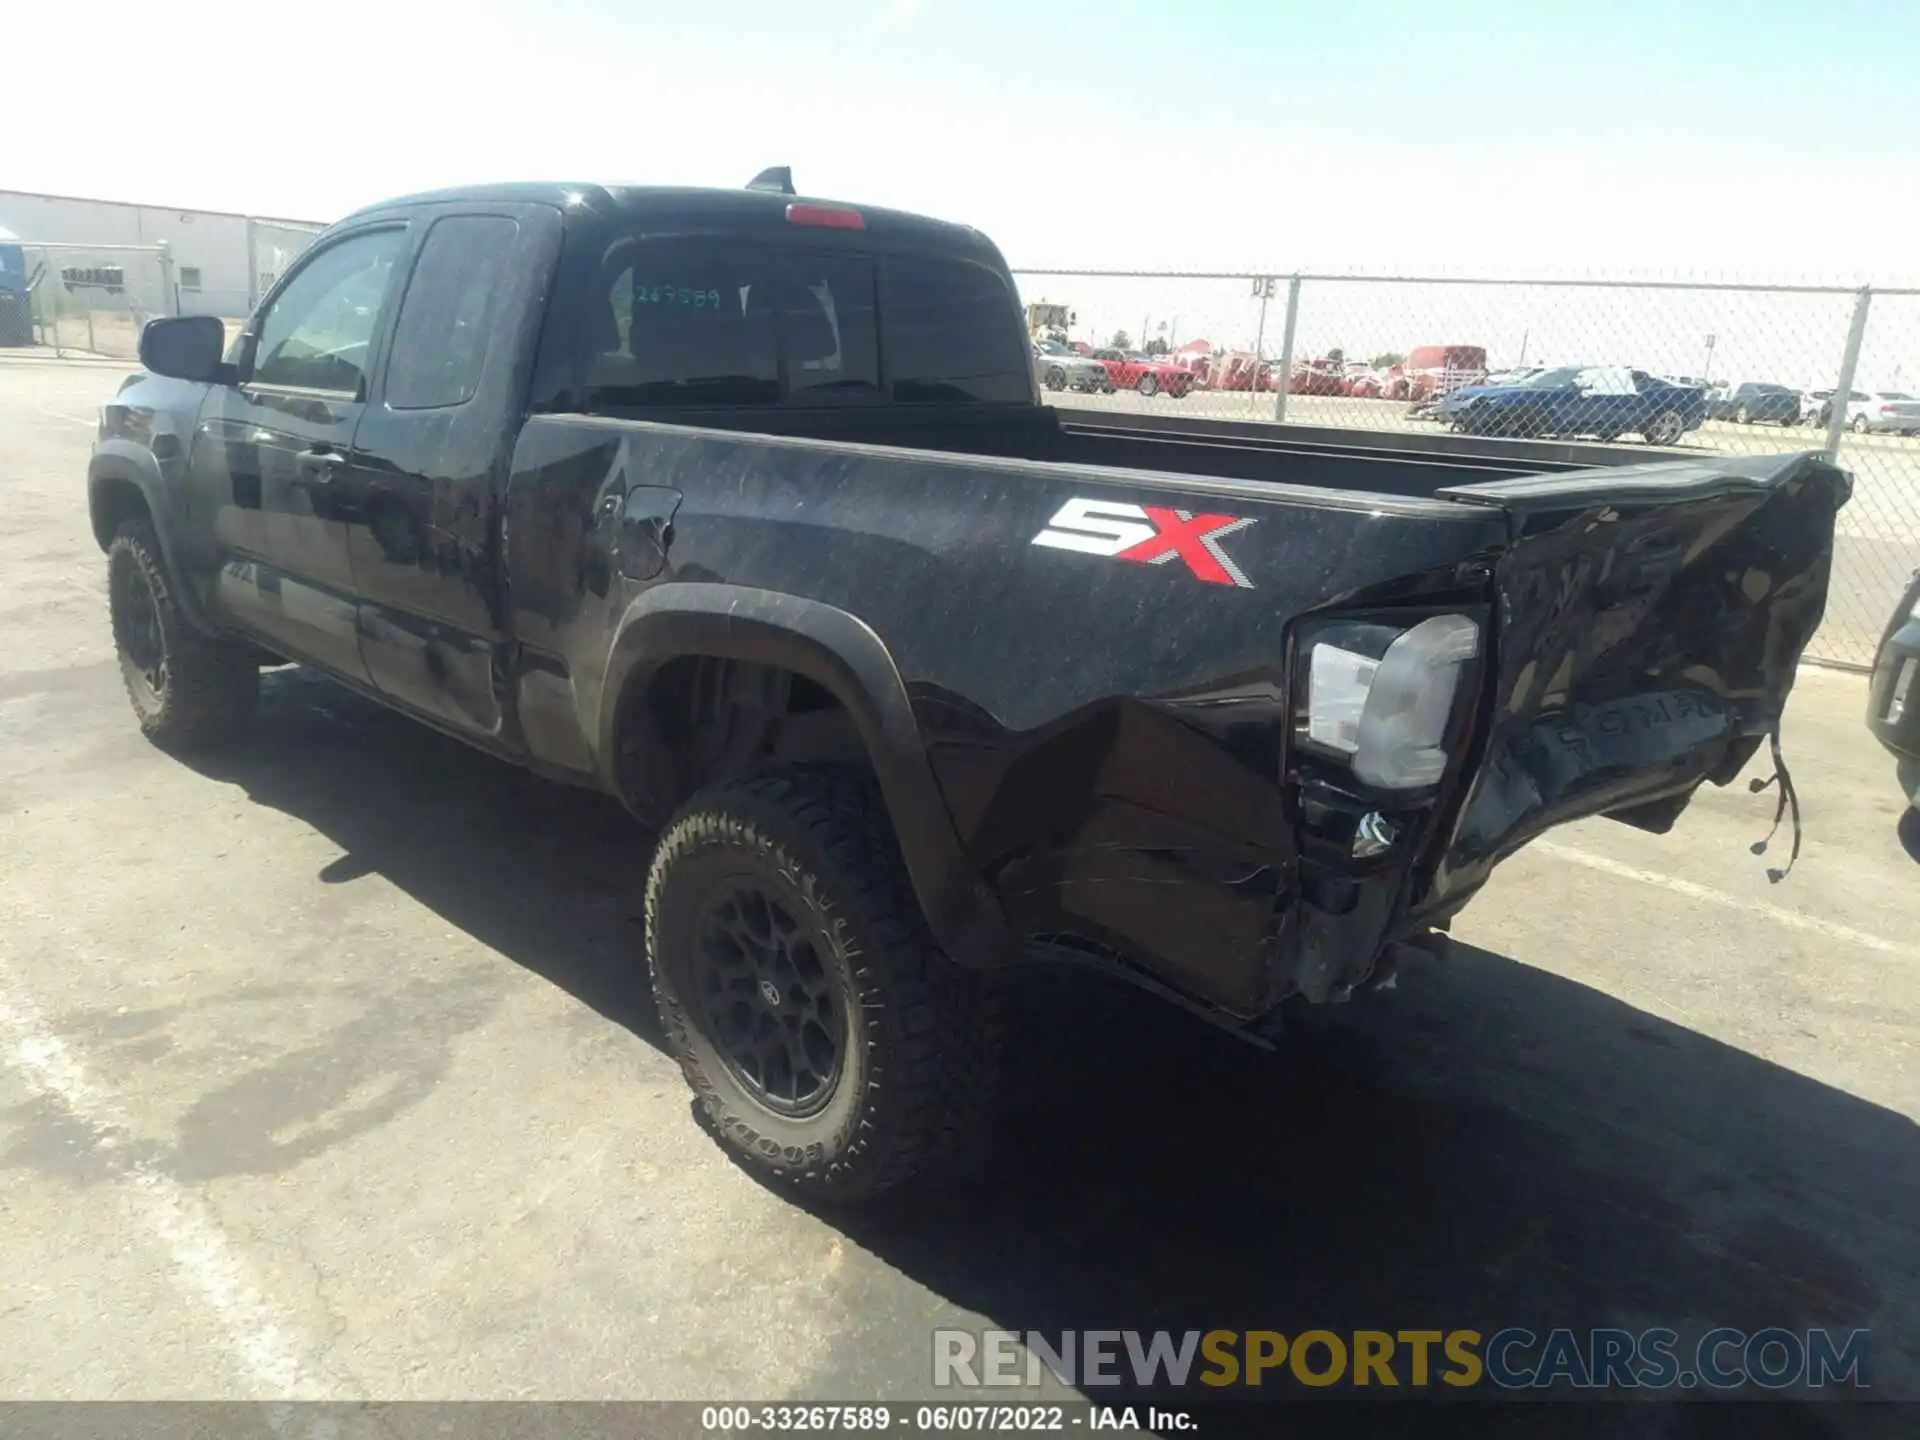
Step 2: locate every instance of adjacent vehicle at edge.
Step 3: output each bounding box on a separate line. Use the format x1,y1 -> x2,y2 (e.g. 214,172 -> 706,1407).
1867,569 -> 1920,814
91,174 -> 1850,1204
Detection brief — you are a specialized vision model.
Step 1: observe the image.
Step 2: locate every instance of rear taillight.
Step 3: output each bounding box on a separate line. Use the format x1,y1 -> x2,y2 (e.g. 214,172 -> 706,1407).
786,202 -> 865,230
1880,404 -> 1897,413
1296,613 -> 1482,790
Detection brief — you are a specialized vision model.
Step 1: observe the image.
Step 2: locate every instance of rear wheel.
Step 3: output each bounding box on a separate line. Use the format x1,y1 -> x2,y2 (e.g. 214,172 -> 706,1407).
108,518 -> 258,751
646,767 -> 1003,1203
1043,367 -> 1066,392
1736,404 -> 1752,425
1852,413 -> 1870,434
1136,374 -> 1159,397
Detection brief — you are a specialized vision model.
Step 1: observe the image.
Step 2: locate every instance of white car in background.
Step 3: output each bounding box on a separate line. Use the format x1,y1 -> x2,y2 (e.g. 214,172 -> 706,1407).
1845,390 -> 1920,435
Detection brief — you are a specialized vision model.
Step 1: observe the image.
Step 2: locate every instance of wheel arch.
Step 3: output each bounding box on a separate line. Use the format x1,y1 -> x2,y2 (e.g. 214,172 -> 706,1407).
600,583 -> 1015,968
88,449 -> 216,635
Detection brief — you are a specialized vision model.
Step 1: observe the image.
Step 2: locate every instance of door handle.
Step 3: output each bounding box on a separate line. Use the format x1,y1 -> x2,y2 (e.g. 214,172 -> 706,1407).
296,448 -> 346,485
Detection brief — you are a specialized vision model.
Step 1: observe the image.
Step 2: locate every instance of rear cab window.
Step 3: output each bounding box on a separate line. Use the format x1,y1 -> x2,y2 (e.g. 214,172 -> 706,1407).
584,239 -> 879,409
569,219 -> 1029,413
881,255 -> 1031,404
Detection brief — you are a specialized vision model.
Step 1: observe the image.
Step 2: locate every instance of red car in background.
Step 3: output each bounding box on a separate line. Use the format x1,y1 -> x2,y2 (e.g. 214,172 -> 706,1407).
1205,352 -> 1279,391
1399,344 -> 1488,402
1089,349 -> 1196,398
1288,358 -> 1348,395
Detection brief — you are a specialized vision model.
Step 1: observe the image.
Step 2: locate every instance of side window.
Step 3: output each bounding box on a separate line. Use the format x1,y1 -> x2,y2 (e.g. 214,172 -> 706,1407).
385,216 -> 522,411
251,228 -> 406,394
882,257 -> 1031,404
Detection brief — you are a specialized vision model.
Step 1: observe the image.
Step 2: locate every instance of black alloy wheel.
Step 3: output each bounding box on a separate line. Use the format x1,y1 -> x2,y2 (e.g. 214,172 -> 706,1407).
693,880 -> 845,1117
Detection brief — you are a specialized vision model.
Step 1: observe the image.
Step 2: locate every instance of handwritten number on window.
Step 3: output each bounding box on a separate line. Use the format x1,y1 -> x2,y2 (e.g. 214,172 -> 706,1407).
634,283 -> 724,310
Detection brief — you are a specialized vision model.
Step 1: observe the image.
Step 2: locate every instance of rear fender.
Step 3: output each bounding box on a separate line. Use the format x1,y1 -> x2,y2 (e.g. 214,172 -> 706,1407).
600,583 -> 1016,968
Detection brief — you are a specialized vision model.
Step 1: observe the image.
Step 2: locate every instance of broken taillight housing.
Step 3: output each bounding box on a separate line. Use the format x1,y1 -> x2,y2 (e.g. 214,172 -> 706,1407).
1295,613 -> 1482,790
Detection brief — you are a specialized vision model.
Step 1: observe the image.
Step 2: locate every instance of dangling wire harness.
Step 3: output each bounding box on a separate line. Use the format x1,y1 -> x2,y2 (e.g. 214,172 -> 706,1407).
1748,727 -> 1802,883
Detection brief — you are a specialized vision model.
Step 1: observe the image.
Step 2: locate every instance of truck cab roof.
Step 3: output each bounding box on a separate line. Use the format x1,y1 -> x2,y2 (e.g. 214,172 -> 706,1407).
339,182 -> 1001,262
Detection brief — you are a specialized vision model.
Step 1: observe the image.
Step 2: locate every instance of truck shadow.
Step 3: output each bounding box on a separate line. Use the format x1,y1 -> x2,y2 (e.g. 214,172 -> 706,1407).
188,667 -> 667,1045
192,671 -> 1920,1422
822,961 -> 1920,1419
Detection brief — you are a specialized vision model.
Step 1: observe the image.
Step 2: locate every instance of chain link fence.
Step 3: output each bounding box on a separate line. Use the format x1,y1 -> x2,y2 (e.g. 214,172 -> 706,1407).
0,216 -> 323,358
4,243 -> 172,361
1013,268 -> 1920,669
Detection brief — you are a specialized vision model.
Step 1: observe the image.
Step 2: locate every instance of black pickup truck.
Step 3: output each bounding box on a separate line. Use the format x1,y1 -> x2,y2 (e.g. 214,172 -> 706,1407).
92,174 -> 1849,1202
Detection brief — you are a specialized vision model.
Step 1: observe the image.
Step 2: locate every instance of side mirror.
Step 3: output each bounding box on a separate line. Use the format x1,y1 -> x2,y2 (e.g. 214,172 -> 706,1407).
139,315 -> 231,383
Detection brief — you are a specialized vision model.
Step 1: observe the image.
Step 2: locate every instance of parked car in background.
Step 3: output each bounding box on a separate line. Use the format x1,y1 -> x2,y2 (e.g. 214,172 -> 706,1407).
1032,339 -> 1108,394
1803,388 -> 1866,428
1089,348 -> 1196,398
1345,368 -> 1385,399
1846,390 -> 1920,435
1432,364 -> 1708,445
1709,382 -> 1802,426
1482,367 -> 1544,388
1205,351 -> 1278,391
1867,568 -> 1920,815
1402,344 -> 1489,402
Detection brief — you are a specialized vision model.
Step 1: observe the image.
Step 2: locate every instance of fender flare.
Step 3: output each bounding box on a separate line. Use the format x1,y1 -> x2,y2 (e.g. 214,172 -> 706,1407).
88,446 -> 216,635
599,583 -> 1015,968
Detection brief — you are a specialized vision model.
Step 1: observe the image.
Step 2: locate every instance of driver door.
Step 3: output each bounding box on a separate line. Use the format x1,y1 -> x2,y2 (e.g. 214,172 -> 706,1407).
189,223 -> 409,681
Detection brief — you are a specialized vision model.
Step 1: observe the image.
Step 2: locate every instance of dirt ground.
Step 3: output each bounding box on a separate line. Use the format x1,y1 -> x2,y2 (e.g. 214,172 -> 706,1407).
2,357 -> 1917,1425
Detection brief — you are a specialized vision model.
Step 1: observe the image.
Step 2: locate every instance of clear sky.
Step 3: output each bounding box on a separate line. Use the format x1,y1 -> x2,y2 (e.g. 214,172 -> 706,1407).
16,0 -> 1917,282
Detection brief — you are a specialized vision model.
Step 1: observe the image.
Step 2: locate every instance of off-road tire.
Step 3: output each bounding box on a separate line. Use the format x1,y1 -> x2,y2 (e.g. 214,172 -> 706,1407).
107,518 -> 258,751
645,766 -> 1003,1203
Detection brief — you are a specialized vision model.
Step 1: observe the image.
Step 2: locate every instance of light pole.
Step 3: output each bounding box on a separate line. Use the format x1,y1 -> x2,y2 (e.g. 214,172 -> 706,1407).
1702,333 -> 1717,386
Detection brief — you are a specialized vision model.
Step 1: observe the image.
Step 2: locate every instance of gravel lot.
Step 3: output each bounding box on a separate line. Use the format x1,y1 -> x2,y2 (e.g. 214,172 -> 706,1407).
3,358 -> 1918,1421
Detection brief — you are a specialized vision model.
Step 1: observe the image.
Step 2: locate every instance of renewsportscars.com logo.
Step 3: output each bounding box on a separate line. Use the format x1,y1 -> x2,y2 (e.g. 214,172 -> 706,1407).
1032,498 -> 1257,589
932,1327 -> 1872,1392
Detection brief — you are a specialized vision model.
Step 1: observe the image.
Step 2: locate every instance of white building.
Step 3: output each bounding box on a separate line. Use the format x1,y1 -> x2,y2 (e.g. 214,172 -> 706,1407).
0,191 -> 325,319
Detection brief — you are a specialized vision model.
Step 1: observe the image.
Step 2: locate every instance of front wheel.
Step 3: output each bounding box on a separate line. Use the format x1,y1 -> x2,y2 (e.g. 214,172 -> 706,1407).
1643,409 -> 1685,446
108,518 -> 259,751
646,767 -> 1003,1203
1043,367 -> 1066,392
1136,374 -> 1159,397
1736,405 -> 1752,425
1852,413 -> 1870,434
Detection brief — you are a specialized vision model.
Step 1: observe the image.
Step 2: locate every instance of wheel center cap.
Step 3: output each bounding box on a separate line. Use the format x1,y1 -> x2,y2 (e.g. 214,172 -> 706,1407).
759,979 -> 782,1007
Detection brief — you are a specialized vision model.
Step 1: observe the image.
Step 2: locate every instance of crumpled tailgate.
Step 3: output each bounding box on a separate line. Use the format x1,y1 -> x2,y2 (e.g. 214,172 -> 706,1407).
1415,452 -> 1851,913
